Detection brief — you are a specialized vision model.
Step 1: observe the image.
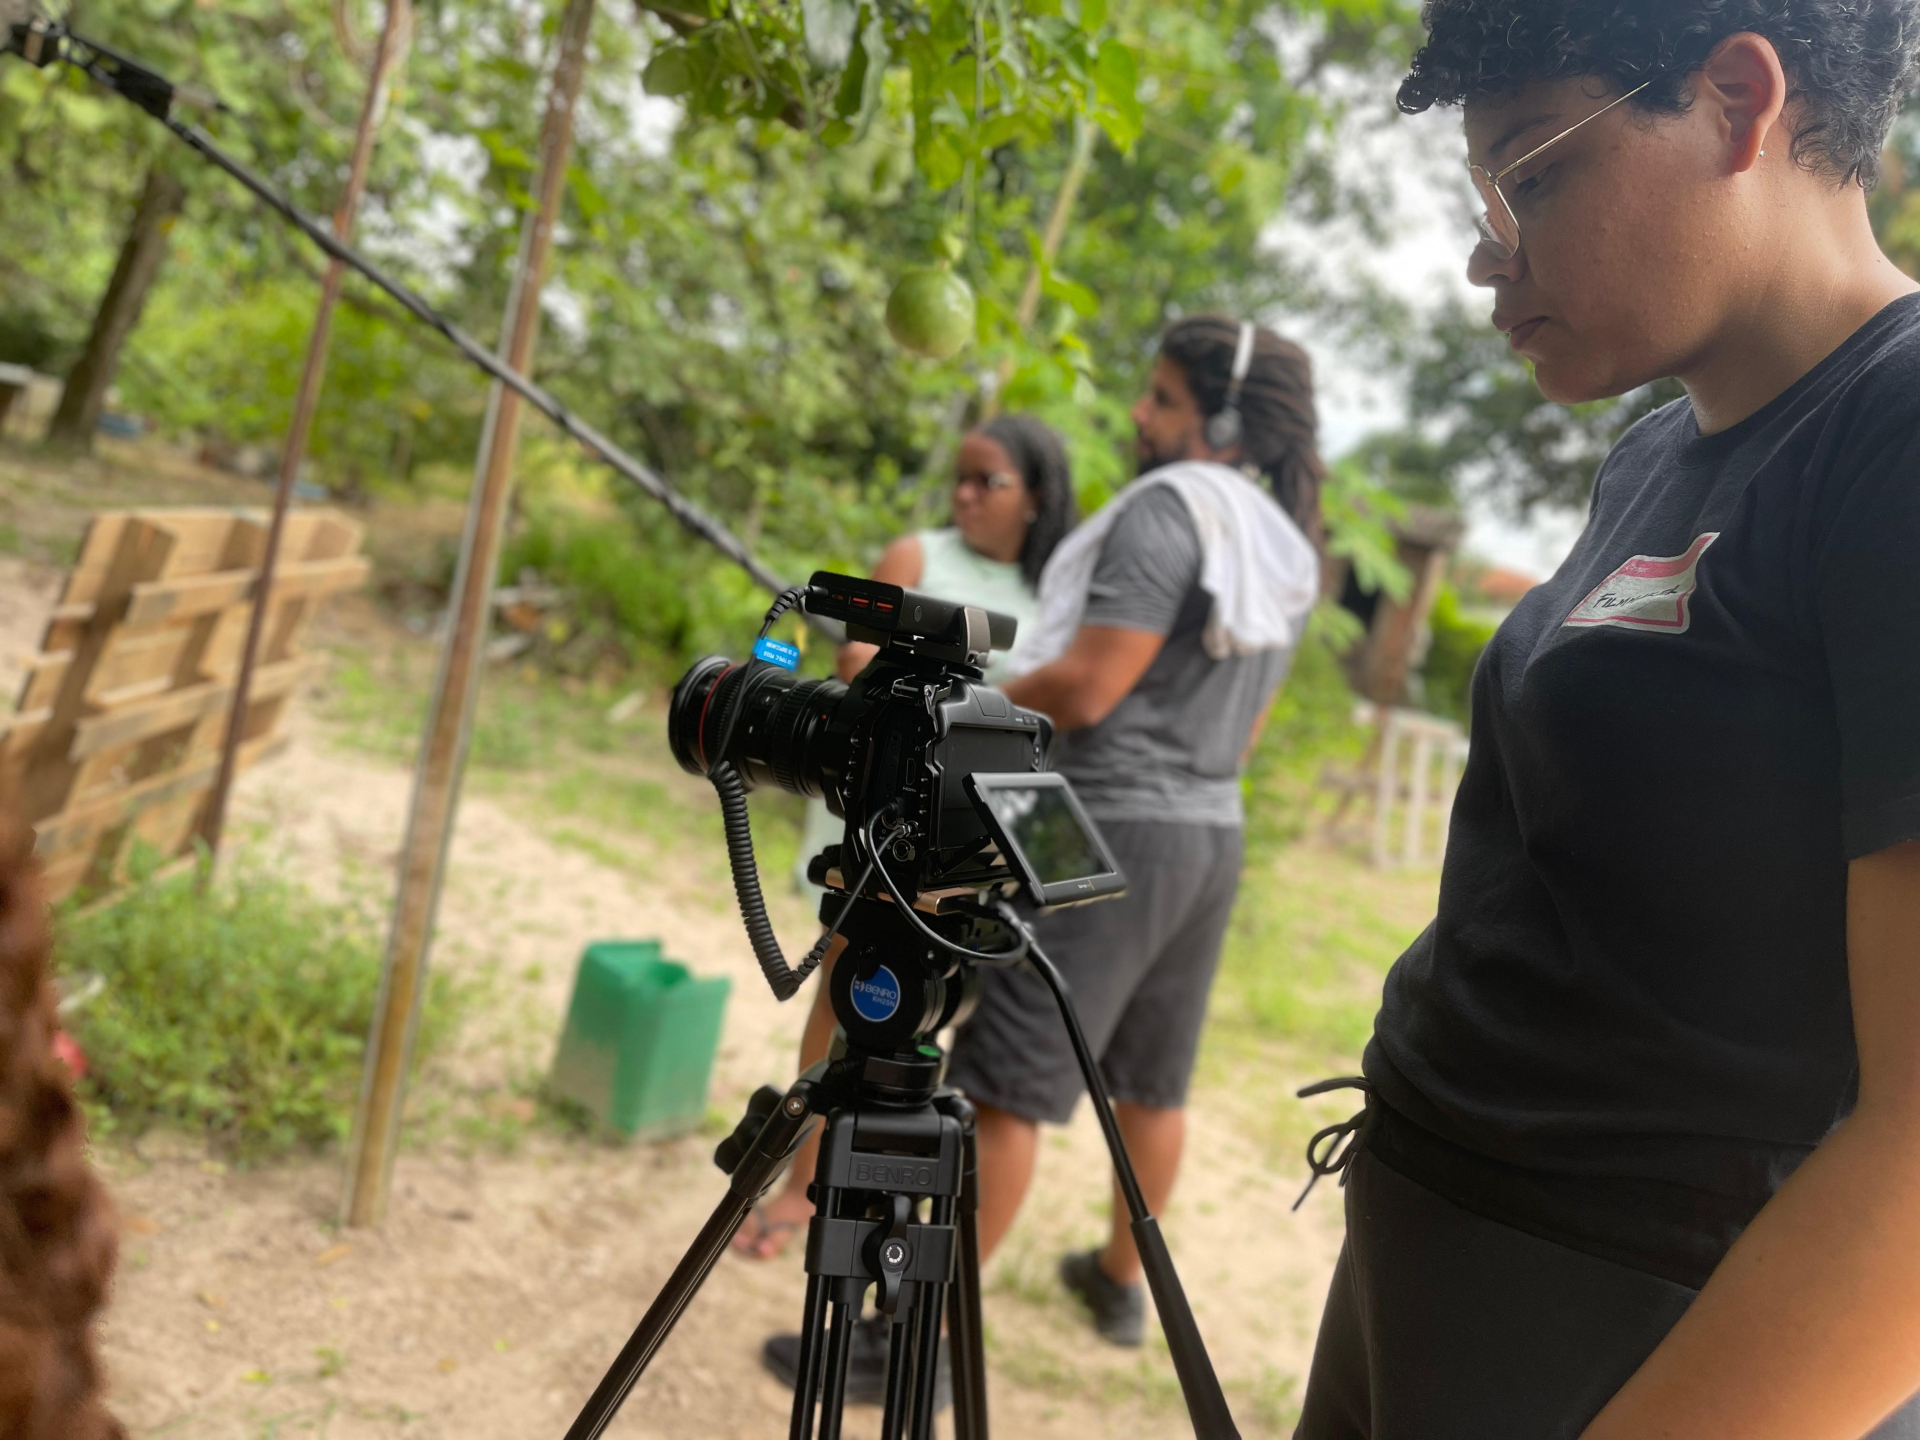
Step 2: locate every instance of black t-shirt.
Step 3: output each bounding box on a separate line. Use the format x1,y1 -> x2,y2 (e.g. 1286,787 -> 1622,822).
1365,293 -> 1920,1287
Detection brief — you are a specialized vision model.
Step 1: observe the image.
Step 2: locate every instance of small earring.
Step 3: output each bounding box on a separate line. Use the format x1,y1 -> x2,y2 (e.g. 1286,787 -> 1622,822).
1759,149 -> 1768,157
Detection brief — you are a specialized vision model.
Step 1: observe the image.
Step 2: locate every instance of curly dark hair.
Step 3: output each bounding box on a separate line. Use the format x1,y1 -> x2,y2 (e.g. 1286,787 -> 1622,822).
0,818 -> 123,1440
976,414 -> 1078,589
1158,316 -> 1328,548
1399,0 -> 1920,188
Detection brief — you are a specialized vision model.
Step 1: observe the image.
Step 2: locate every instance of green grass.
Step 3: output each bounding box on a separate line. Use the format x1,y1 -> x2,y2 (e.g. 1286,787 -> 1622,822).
57,849 -> 462,1159
1216,848 -> 1430,1058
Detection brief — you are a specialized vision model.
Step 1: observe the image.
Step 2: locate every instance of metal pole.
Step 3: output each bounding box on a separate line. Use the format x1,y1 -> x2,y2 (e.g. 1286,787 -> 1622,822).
196,0 -> 411,862
342,0 -> 597,1228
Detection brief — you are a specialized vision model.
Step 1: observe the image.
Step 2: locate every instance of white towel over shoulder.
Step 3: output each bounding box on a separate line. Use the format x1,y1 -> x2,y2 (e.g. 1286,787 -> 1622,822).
1007,460 -> 1321,679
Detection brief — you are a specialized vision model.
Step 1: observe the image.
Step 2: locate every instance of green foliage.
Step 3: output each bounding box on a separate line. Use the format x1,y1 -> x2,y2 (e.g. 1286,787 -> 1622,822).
5,0 -> 1422,620
1323,455 -> 1412,606
634,0 -> 1145,179
1367,300 -> 1684,516
57,851 -> 458,1158
1420,583 -> 1493,725
125,269 -> 481,493
498,493 -> 736,669
1241,615 -> 1371,854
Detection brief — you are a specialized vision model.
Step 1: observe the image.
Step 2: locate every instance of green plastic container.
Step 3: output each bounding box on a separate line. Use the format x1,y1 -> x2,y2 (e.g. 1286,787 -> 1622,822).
548,940 -> 731,1141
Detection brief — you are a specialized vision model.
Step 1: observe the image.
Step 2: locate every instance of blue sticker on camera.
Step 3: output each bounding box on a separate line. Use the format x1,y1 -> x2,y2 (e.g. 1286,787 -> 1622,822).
849,966 -> 903,1024
752,637 -> 801,671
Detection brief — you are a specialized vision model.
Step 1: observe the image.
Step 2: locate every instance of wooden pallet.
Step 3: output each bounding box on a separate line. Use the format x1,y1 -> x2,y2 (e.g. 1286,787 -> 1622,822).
0,507 -> 368,901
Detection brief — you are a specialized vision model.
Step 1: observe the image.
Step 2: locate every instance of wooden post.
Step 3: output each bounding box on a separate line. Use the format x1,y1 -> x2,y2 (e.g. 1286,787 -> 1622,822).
196,0 -> 411,861
342,0 -> 597,1228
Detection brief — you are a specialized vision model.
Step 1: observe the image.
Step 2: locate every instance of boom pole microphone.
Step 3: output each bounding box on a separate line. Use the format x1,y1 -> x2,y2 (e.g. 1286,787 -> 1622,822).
3,3 -> 63,67
2,13 -> 224,118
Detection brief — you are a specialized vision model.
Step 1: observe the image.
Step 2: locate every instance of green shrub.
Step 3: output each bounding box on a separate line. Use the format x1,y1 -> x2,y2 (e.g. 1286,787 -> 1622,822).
1422,585 -> 1497,726
1241,614 -> 1371,852
498,499 -> 783,676
56,853 -> 458,1158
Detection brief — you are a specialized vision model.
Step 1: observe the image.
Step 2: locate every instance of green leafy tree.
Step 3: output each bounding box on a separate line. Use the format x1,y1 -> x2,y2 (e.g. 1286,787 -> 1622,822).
5,0 -> 1423,661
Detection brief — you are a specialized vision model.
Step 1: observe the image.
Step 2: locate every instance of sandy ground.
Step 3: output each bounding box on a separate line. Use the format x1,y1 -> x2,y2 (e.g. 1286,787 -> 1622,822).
0,457 -> 1368,1438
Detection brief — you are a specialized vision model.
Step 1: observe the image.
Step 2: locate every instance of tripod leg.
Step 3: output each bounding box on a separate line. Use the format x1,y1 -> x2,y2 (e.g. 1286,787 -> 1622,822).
878,1310 -> 916,1440
788,1271 -> 828,1440
901,1189 -> 953,1440
1021,940 -> 1240,1439
906,1264 -> 947,1440
563,1082 -> 814,1440
818,1299 -> 856,1440
562,1184 -> 755,1440
945,1108 -> 989,1440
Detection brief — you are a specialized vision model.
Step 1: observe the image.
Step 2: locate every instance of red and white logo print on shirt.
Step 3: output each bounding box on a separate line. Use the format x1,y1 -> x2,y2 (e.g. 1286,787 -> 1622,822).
1564,532 -> 1720,634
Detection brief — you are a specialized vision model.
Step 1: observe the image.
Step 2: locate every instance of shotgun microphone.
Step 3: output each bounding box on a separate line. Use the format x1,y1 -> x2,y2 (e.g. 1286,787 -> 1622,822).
3,3 -> 66,67
2,12 -> 224,117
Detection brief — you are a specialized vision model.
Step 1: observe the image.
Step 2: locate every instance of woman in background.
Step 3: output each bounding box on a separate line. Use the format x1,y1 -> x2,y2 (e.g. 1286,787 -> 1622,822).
736,411 -> 1077,1260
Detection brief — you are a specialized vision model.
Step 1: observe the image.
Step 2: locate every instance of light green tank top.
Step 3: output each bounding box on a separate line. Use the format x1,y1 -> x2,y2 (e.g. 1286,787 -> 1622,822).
913,528 -> 1036,685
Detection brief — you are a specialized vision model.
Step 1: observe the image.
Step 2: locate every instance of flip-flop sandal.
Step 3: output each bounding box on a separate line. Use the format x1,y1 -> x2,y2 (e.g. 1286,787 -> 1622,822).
731,1206 -> 802,1259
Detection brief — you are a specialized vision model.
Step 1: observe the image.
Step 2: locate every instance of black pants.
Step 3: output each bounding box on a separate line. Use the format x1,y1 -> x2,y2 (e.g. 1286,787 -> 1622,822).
1297,1148 -> 1920,1440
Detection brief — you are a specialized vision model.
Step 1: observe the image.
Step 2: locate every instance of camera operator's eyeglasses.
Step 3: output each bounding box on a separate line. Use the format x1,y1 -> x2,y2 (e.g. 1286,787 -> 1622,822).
955,470 -> 1019,495
1468,81 -> 1650,260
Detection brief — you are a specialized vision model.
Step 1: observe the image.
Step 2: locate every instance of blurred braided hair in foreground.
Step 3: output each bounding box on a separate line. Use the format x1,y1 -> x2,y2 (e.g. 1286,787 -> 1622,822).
0,817 -> 123,1440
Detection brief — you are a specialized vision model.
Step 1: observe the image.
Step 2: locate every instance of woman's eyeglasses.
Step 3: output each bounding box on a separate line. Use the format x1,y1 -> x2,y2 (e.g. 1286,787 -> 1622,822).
955,470 -> 1019,494
1469,81 -> 1650,261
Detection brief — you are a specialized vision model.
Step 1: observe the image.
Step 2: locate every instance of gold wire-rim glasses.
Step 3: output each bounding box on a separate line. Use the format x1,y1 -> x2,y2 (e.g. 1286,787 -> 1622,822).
1469,80 -> 1652,260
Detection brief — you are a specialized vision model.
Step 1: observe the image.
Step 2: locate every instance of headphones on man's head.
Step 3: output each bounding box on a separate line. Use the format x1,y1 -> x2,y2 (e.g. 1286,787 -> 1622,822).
1204,320 -> 1257,453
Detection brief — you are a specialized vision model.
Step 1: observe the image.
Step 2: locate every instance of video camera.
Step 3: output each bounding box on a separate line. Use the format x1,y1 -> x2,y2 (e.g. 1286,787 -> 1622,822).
666,571 -> 1124,1011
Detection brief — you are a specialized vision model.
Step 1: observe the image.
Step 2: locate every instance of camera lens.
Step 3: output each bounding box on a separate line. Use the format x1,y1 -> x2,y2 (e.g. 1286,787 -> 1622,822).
668,655 -> 848,801
666,656 -> 731,777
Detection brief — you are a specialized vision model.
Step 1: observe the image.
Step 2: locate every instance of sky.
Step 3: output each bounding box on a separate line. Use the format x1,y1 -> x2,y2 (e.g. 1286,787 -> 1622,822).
1275,89 -> 1590,580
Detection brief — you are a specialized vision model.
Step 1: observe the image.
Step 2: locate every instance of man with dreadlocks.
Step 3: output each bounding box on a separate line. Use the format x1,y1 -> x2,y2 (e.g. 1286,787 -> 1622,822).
943,316 -> 1324,1346
1293,2 -> 1920,1437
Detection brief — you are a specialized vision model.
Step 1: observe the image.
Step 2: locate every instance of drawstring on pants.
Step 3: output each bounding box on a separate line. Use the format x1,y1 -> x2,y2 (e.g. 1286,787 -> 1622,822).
1292,1076 -> 1374,1212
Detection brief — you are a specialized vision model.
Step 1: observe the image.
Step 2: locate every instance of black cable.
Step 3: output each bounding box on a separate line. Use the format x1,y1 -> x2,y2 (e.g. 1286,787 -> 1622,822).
703,584 -> 848,1001
861,814 -> 1025,964
708,762 -> 874,1002
984,895 -> 1241,1440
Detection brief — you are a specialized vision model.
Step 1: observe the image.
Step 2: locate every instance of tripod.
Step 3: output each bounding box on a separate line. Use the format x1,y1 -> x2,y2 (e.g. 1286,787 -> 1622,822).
560,896 -> 1240,1440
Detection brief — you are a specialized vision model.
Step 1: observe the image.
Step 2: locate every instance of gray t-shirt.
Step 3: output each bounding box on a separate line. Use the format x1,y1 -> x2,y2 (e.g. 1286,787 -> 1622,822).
1053,487 -> 1296,828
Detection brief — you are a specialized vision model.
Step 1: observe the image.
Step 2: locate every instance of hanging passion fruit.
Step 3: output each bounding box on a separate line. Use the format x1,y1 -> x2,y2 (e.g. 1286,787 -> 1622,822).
884,266 -> 977,360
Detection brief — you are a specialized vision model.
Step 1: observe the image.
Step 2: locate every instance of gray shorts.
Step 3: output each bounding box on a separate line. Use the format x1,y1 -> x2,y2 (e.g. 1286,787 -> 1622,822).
944,820 -> 1243,1125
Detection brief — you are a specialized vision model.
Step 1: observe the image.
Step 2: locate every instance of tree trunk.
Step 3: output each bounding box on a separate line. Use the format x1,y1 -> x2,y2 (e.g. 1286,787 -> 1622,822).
46,163 -> 187,451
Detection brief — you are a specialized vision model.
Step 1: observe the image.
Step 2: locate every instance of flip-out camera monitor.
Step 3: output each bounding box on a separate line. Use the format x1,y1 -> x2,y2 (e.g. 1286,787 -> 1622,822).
963,772 -> 1127,909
